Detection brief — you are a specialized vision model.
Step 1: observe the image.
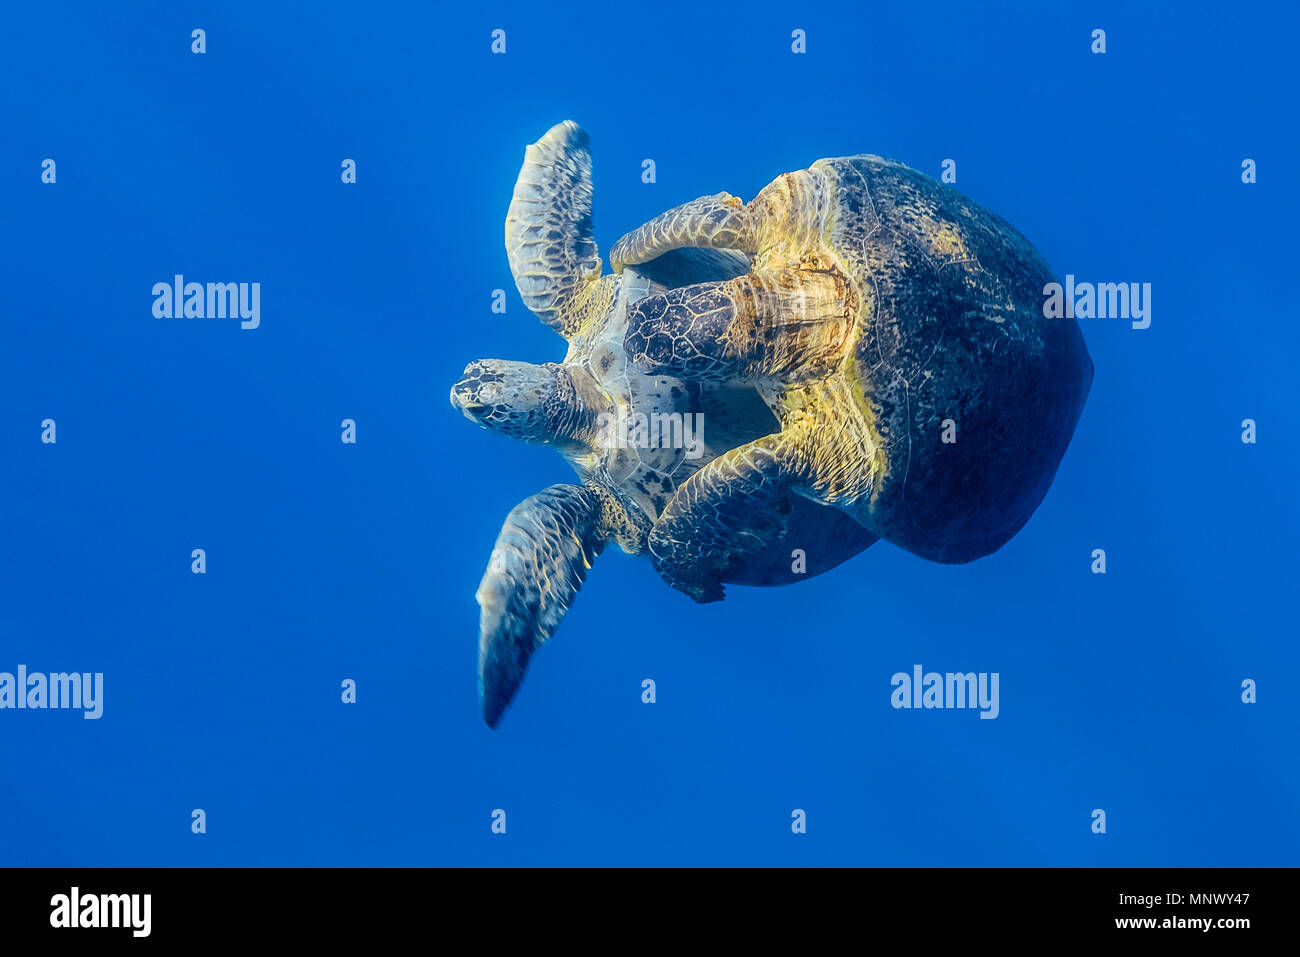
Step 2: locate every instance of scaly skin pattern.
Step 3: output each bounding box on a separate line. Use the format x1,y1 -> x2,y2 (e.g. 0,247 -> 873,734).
476,482 -> 649,727
500,123 -> 736,527
504,122 -> 603,340
616,153 -> 1093,596
612,193 -> 755,265
559,273 -> 712,523
645,415 -> 877,602
464,123 -> 874,725
623,267 -> 856,384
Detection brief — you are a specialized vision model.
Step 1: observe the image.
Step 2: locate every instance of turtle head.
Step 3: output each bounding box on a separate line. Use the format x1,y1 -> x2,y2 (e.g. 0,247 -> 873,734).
451,359 -> 609,448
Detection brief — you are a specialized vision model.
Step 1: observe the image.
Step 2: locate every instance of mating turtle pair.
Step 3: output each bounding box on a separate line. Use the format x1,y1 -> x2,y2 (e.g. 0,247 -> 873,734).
451,121 -> 1092,727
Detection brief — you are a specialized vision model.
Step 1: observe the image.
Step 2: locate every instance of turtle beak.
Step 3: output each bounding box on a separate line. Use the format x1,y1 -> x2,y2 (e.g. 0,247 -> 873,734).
450,376 -> 489,424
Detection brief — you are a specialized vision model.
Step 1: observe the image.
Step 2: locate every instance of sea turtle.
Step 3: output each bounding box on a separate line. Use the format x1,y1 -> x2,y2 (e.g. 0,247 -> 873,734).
451,122 -> 874,727
609,151 -> 1093,601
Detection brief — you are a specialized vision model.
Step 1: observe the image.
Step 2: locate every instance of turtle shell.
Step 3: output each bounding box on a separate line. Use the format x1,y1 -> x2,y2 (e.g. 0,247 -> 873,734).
816,156 -> 1093,562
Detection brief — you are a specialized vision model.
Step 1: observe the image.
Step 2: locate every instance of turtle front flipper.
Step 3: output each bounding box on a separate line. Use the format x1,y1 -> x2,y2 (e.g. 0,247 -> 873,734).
610,193 -> 755,271
617,168 -> 856,383
505,121 -> 610,340
477,483 -> 646,728
624,268 -> 856,383
648,426 -> 875,603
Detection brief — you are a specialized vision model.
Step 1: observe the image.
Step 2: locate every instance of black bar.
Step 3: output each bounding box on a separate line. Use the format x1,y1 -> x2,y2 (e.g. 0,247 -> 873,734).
1,867 -> 1284,943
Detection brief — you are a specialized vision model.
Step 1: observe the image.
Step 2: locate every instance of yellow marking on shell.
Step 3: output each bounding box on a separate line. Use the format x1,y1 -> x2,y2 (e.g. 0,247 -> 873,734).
775,374 -> 885,508
838,356 -> 890,508
814,177 -> 891,507
928,221 -> 969,260
732,161 -> 894,511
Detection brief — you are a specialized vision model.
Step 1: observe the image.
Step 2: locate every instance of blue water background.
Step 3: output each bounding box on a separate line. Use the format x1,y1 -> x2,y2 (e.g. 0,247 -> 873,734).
1,1 -> 1296,865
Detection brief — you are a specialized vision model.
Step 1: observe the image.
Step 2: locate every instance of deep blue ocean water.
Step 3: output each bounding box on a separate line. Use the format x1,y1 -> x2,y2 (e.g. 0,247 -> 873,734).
2,1 -> 1296,866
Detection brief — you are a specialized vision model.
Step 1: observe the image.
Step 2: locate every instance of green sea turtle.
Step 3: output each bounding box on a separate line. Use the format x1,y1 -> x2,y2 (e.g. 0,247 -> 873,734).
452,122 -> 875,727
610,152 -> 1093,601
